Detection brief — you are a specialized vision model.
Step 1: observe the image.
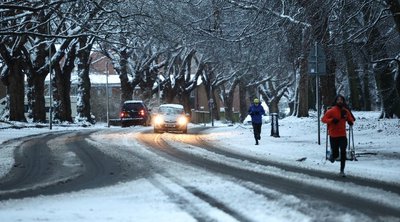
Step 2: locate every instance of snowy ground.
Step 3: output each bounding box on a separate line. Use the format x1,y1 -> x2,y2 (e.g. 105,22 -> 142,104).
0,111 -> 399,222
207,111 -> 400,183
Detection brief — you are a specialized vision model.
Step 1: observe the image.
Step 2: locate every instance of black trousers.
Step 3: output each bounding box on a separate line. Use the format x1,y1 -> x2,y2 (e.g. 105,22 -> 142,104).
329,136 -> 348,171
252,123 -> 262,140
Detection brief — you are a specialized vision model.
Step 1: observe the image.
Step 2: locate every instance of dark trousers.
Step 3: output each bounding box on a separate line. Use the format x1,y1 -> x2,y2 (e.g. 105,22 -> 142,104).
329,136 -> 348,171
252,123 -> 262,141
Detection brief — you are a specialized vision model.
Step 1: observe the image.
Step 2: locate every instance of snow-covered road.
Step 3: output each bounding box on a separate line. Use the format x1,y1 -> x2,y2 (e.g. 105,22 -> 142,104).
0,123 -> 399,222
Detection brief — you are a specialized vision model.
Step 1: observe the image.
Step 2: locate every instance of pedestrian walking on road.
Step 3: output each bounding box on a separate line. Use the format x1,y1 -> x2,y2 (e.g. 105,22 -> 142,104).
248,98 -> 266,145
321,95 -> 355,177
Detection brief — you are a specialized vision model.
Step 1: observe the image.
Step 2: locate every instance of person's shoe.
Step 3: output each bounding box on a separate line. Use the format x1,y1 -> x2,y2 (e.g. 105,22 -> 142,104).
339,171 -> 346,177
329,155 -> 335,163
255,140 -> 259,145
257,135 -> 261,140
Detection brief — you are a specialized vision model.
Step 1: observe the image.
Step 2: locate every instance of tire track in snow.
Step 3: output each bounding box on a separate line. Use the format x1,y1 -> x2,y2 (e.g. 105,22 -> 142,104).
136,131 -> 400,220
137,133 -> 253,222
0,130 -> 144,200
188,132 -> 400,195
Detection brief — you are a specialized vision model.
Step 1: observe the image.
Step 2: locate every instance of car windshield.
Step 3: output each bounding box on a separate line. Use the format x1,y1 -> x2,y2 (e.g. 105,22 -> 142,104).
159,107 -> 183,115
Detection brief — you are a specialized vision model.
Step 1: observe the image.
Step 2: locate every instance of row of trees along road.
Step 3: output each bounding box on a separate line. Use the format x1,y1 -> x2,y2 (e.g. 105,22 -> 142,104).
0,0 -> 399,124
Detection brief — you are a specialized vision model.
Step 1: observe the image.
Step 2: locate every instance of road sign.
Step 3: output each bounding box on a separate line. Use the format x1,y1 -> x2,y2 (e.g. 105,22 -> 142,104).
308,43 -> 326,75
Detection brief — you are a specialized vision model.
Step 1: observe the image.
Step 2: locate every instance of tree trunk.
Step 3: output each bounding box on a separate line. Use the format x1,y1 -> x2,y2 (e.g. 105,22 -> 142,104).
297,56 -> 309,117
308,78 -> 316,111
269,99 -> 279,114
31,75 -> 47,122
211,88 -> 219,121
288,100 -> 294,116
320,46 -> 337,108
181,91 -> 191,115
239,81 -> 248,123
23,45 -> 48,123
76,38 -> 94,124
375,63 -> 400,117
224,94 -> 234,122
119,49 -> 133,104
343,44 -> 362,110
203,81 -> 219,121
50,38 -> 76,123
386,0 -> 400,34
362,64 -> 372,111
395,59 -> 400,95
396,64 -> 400,96
8,59 -> 26,122
53,50 -> 74,123
368,27 -> 400,118
0,42 -> 26,121
223,79 -> 239,123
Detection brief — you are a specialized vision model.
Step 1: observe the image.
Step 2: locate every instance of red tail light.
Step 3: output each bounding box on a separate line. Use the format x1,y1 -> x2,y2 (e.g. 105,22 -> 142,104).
139,109 -> 145,116
120,111 -> 128,118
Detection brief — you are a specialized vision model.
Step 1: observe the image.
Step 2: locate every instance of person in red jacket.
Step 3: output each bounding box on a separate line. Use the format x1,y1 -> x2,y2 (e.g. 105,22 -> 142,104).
321,95 -> 355,177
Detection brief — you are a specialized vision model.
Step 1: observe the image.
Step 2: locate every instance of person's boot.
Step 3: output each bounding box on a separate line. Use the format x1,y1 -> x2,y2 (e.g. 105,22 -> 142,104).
255,139 -> 259,145
329,155 -> 335,163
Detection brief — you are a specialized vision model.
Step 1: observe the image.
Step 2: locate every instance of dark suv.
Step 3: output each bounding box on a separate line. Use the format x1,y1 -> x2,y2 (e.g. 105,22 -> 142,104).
120,100 -> 151,127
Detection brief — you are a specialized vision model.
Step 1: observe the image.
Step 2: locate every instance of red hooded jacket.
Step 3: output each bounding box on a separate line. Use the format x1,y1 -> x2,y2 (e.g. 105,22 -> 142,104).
321,106 -> 355,138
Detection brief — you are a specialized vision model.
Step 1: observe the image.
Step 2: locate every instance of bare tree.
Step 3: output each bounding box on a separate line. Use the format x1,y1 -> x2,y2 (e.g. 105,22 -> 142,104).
2,0 -> 399,124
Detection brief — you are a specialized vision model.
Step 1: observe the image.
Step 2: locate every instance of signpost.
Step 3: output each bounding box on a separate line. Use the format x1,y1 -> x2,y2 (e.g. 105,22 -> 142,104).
308,42 -> 326,145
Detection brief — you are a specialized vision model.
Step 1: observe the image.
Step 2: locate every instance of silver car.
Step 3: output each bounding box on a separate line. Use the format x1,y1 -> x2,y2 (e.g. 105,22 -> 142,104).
153,104 -> 189,133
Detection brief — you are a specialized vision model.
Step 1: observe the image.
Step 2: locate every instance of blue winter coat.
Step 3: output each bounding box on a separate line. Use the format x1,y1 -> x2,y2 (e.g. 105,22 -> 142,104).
248,103 -> 266,124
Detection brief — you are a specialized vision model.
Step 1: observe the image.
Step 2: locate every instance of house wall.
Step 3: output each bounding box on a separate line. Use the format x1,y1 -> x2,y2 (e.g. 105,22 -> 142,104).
90,84 -> 122,122
90,52 -> 116,75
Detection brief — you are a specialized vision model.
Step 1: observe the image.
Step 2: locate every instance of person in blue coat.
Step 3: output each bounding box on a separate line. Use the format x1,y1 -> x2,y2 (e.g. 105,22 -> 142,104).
248,98 -> 266,145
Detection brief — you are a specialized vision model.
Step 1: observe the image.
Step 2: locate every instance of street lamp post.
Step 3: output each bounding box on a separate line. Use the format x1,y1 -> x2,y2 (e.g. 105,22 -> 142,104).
209,84 -> 214,127
158,78 -> 161,106
48,21 -> 53,130
308,42 -> 326,145
106,63 -> 110,127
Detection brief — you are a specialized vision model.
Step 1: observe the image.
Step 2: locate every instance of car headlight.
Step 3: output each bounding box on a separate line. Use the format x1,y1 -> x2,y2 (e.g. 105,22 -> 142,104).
177,116 -> 187,125
154,115 -> 164,125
